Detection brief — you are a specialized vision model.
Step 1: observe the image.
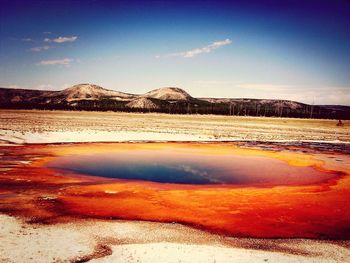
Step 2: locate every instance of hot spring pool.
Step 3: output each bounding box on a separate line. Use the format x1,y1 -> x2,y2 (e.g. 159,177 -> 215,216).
4,142 -> 349,238
45,146 -> 336,186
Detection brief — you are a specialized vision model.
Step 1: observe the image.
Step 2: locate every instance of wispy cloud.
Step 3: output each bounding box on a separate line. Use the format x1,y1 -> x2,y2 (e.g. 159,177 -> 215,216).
193,81 -> 292,92
44,36 -> 78,43
30,45 -> 51,52
157,38 -> 232,59
3,83 -> 68,91
37,58 -> 73,66
272,86 -> 350,106
192,80 -> 350,105
237,83 -> 291,92
43,31 -> 52,35
22,38 -> 34,42
4,85 -> 22,89
35,84 -> 54,90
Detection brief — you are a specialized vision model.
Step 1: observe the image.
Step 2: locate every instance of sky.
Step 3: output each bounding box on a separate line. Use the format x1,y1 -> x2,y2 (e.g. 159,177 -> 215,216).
1,0 -> 350,105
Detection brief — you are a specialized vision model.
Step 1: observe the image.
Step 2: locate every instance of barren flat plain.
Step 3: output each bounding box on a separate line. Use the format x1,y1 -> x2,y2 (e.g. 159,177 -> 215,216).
1,109 -> 349,144
1,109 -> 350,263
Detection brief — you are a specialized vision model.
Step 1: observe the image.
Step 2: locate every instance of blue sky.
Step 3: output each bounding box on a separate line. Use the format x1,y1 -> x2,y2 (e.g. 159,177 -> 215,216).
1,0 -> 350,105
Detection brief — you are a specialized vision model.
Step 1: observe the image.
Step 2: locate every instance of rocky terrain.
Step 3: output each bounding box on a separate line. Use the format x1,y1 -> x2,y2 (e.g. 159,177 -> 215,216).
1,84 -> 350,119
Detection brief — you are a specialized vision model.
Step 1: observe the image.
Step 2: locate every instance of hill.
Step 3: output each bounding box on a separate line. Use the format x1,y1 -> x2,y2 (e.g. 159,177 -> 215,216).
143,87 -> 192,101
126,97 -> 159,110
1,84 -> 349,119
56,84 -> 135,102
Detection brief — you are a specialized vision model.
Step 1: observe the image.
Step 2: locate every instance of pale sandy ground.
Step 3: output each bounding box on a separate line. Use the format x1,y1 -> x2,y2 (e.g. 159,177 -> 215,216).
1,214 -> 349,263
1,109 -> 350,263
0,110 -> 349,144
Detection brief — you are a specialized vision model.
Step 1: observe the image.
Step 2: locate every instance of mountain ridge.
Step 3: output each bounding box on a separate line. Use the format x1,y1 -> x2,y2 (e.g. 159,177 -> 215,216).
1,84 -> 349,119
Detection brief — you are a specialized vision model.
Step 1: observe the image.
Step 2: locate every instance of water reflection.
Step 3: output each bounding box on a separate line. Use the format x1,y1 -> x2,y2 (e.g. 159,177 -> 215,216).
46,148 -> 336,186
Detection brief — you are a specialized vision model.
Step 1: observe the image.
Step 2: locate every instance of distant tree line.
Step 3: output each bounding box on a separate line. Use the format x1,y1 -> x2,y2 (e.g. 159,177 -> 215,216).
1,98 -> 349,120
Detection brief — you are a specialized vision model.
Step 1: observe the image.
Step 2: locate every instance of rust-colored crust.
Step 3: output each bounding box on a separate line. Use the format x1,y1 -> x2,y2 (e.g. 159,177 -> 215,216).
1,142 -> 349,239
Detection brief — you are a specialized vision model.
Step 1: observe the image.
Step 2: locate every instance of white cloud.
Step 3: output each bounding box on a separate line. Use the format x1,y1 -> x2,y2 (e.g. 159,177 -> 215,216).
44,36 -> 78,43
37,58 -> 73,66
236,83 -> 291,92
22,38 -> 34,42
35,84 -> 54,90
2,83 -> 73,91
194,81 -> 294,92
275,86 -> 350,106
43,31 -> 52,35
4,85 -> 22,89
159,38 -> 232,59
30,45 -> 51,52
60,83 -> 72,90
192,80 -> 350,105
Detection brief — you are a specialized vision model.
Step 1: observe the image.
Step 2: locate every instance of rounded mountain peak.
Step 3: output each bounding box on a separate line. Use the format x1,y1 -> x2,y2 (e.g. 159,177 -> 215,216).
59,84 -> 133,101
143,87 -> 192,101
